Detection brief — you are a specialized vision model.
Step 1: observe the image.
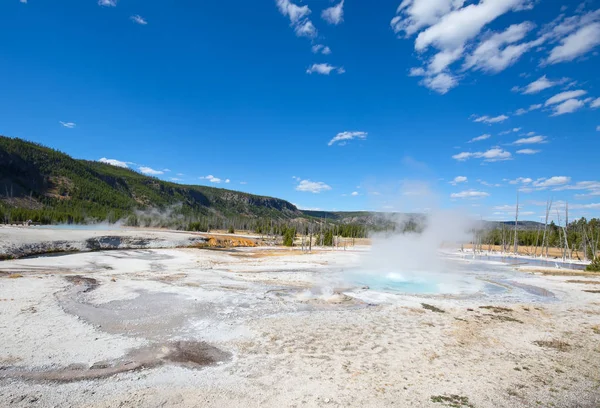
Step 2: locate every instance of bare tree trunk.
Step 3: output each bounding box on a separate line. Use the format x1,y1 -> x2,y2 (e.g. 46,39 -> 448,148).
513,192 -> 519,255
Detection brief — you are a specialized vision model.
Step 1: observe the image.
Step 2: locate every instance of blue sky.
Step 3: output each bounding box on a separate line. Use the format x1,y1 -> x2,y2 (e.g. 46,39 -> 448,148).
1,0 -> 599,221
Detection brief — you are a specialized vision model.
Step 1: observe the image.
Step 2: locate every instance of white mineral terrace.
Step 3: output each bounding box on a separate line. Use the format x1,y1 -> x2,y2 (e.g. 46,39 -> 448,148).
0,226 -> 599,407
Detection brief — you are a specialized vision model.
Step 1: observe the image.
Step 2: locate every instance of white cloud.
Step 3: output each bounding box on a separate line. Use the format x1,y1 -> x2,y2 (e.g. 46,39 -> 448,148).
463,22 -> 543,73
306,63 -> 344,75
170,178 -> 182,182
597,125 -> 600,131
98,158 -> 128,168
276,0 -> 318,39
139,166 -> 163,176
321,0 -> 344,25
532,176 -> 571,189
452,148 -> 511,162
516,149 -> 540,154
239,181 -> 248,185
20,0 -> 27,3
225,179 -> 230,183
391,0 -> 465,37
328,131 -> 367,146
130,15 -> 147,25
514,108 -> 528,116
296,180 -> 332,193
451,190 -> 490,199
513,135 -> 546,144
519,75 -> 567,94
413,0 -> 526,52
312,44 -> 332,55
351,191 -> 359,196
295,19 -> 317,38
472,114 -> 509,124
468,134 -> 490,142
529,103 -> 542,111
276,0 -> 310,24
551,98 -> 585,116
421,72 -> 458,94
590,98 -> 600,108
450,176 -> 468,185
547,22 -> 600,64
509,177 -> 532,184
98,0 -> 116,6
59,121 -> 76,128
200,175 -> 223,183
545,89 -> 587,105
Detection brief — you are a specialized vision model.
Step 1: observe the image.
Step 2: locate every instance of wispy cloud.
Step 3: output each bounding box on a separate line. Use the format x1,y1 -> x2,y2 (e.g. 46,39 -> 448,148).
468,134 -> 490,143
306,63 -> 344,75
513,135 -> 546,145
321,0 -> 344,25
551,98 -> 585,116
276,0 -> 318,38
59,121 -> 76,128
532,176 -> 571,189
545,89 -> 587,106
98,158 -> 128,168
452,148 -> 512,162
546,19 -> 600,64
591,98 -> 600,109
98,0 -> 116,6
513,75 -> 568,94
516,149 -> 540,155
295,179 -> 332,193
450,176 -> 468,185
509,177 -> 532,185
471,114 -> 509,124
311,44 -> 332,55
328,131 -> 367,146
130,15 -> 147,25
139,166 -> 163,175
451,190 -> 490,199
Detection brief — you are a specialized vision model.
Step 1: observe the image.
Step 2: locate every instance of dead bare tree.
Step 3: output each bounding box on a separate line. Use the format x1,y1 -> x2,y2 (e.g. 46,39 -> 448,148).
513,192 -> 519,255
541,198 -> 553,259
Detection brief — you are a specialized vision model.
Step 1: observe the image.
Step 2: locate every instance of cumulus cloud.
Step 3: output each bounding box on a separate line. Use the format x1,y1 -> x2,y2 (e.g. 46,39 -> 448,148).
311,44 -> 332,55
450,190 -> 490,199
98,0 -> 116,6
351,191 -> 359,196
59,121 -> 76,128
199,175 -> 225,183
295,179 -> 332,193
516,149 -> 540,154
452,148 -> 512,162
390,0 -> 532,93
130,15 -> 147,25
321,0 -> 344,25
468,134 -> 490,142
139,166 -> 163,175
306,63 -> 344,75
98,158 -> 128,168
295,20 -> 317,38
472,114 -> 509,124
328,131 -> 367,146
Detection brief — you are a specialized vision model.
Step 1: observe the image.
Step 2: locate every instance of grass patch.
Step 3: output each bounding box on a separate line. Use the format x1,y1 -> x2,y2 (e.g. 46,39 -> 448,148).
566,280 -> 600,285
422,303 -> 445,313
480,305 -> 512,313
534,340 -> 570,352
488,315 -> 523,324
583,290 -> 600,293
431,395 -> 474,407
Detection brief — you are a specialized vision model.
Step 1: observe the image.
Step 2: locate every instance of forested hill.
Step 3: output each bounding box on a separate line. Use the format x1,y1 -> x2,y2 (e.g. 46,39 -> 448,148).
0,136 -> 306,225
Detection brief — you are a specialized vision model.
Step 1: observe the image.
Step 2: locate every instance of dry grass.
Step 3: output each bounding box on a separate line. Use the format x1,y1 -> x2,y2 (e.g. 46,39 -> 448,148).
480,306 -> 513,313
566,280 -> 600,285
534,339 -> 571,352
463,244 -> 585,259
422,303 -> 445,313
7,273 -> 23,279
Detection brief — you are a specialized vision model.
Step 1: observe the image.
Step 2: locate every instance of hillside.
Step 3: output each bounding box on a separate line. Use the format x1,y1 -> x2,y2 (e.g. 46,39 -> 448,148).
0,136 -> 303,225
